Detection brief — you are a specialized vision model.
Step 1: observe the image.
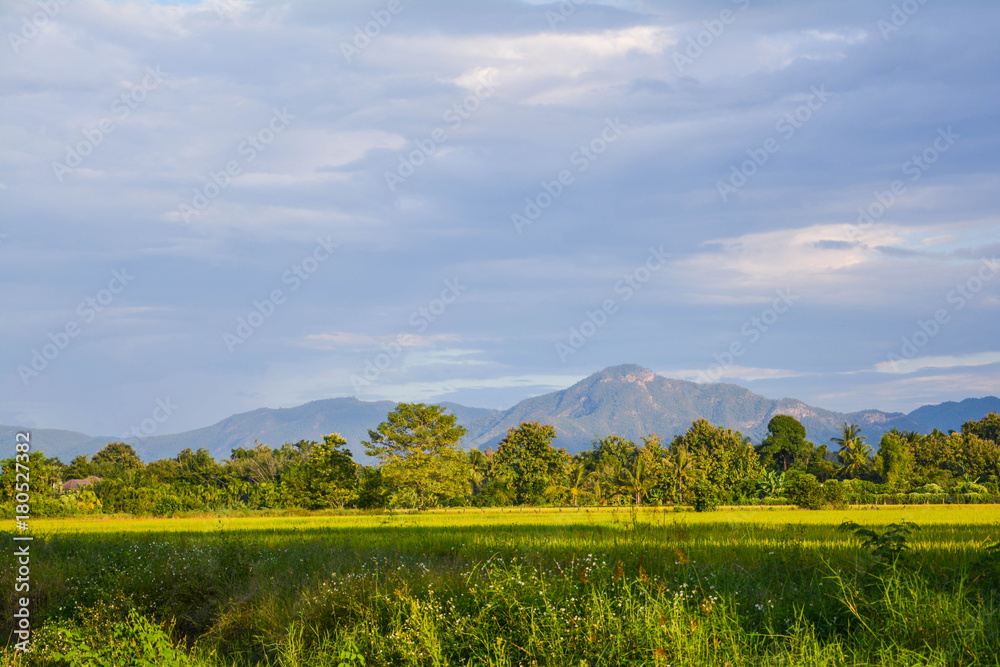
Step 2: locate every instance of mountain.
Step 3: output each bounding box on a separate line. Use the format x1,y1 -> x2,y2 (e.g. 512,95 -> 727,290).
907,397 -> 1000,434
462,364 -> 927,451
123,398 -> 498,462
2,400 -> 499,464
0,425 -> 116,462
3,365 -> 996,462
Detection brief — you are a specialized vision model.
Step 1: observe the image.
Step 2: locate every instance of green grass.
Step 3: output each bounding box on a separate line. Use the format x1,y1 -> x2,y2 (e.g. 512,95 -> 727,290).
3,505 -> 1000,666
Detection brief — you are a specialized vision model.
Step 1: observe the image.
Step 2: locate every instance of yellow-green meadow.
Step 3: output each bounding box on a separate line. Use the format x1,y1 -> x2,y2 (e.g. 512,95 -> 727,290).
4,505 -> 1000,666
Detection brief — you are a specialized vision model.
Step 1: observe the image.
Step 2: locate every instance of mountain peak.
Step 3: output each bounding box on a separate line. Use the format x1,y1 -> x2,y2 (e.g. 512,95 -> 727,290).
596,364 -> 656,383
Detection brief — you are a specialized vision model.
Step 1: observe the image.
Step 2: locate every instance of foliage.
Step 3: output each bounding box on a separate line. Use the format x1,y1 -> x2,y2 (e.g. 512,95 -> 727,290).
758,415 -> 813,472
364,403 -> 470,508
491,422 -> 565,505
92,441 -> 145,476
4,409 -> 999,520
832,424 -> 872,479
839,520 -> 919,564
50,610 -> 193,666
786,472 -> 824,509
872,432 -> 914,489
822,478 -> 847,508
757,470 -> 785,498
617,455 -> 656,505
961,411 -> 1000,444
672,419 -> 765,503
691,479 -> 720,512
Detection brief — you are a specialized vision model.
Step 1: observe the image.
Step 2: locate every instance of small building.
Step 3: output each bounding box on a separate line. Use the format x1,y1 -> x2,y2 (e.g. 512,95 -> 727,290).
62,476 -> 102,491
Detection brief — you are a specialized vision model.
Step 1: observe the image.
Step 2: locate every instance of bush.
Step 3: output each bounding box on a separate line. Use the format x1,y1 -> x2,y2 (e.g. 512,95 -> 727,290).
822,479 -> 847,508
786,473 -> 824,509
691,480 -> 720,512
954,481 -> 989,494
49,610 -> 194,666
911,483 -> 944,495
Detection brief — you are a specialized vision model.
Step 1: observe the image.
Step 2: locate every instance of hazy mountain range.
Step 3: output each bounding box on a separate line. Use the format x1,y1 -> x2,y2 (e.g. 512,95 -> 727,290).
4,365 -> 998,463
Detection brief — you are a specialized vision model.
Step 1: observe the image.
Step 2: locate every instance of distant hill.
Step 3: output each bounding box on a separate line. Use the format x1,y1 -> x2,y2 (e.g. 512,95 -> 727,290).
3,365 -> 996,461
907,397 -> 1000,434
1,400 -> 498,464
125,399 -> 497,462
0,425 -> 114,462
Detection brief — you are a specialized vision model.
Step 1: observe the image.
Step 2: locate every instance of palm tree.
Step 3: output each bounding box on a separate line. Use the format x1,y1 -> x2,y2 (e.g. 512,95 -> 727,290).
546,461 -> 590,507
831,423 -> 871,479
468,449 -> 489,496
667,445 -> 693,504
618,456 -> 655,505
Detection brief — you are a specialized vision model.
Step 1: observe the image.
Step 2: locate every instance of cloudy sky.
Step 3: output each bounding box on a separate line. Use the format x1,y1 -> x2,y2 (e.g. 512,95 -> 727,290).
2,0 -> 998,438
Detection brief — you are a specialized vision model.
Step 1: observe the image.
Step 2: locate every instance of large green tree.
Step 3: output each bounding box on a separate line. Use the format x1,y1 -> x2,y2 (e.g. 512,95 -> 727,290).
282,434 -> 358,509
491,422 -> 565,505
671,419 -> 764,503
758,415 -> 813,471
92,441 -> 145,477
364,403 -> 470,508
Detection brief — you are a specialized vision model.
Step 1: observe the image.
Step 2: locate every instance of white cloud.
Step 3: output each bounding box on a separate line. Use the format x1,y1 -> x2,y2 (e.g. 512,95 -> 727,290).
875,351 -> 1000,375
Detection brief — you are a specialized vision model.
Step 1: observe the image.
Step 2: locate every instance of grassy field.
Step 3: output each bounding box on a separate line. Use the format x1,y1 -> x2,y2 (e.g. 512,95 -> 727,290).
3,505 -> 1000,666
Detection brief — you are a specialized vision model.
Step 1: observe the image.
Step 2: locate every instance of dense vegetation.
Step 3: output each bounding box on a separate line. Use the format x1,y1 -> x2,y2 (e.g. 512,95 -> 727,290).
3,408 -> 998,517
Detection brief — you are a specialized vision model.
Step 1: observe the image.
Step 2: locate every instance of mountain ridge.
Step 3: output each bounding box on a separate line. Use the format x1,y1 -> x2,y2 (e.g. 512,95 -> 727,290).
3,364 -> 996,462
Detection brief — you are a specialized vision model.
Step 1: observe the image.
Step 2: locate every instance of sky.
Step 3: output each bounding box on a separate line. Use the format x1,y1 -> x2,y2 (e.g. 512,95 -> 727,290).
2,0 -> 999,439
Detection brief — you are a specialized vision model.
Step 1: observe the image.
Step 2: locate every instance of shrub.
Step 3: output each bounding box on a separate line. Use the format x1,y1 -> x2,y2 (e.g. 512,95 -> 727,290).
954,481 -> 989,494
786,473 -> 824,509
691,480 -> 720,512
911,483 -> 944,495
50,611 -> 194,666
822,479 -> 847,508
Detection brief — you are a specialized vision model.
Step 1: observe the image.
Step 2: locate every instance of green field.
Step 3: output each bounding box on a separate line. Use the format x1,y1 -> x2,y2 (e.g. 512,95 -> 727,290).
4,505 -> 1000,666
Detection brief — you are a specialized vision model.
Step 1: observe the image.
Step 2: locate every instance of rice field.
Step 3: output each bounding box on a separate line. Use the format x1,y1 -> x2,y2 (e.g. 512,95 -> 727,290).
3,505 -> 999,666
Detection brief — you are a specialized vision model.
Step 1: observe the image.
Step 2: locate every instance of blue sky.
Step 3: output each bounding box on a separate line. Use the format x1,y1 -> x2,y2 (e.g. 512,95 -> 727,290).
2,0 -> 998,438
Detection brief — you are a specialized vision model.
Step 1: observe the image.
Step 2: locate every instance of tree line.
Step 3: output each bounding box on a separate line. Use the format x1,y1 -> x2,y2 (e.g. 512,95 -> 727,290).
3,404 -> 998,516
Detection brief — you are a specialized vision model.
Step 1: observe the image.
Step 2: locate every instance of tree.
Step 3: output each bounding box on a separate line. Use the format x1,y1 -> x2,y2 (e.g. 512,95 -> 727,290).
546,460 -> 591,507
491,422 -> 565,505
638,434 -> 668,502
666,443 -> 693,504
583,434 -> 639,471
1,451 -> 65,501
911,431 -> 962,484
92,442 -> 145,477
831,424 -> 871,479
355,466 -> 389,509
758,415 -> 813,471
806,444 -> 837,482
956,434 -> 1000,485
873,432 -> 914,490
618,455 -> 655,505
468,449 -> 490,497
786,472 -> 824,509
176,448 -> 222,487
65,455 -> 95,480
962,412 -> 1000,444
228,441 -> 293,484
282,434 -> 358,509
672,419 -> 764,503
363,403 -> 470,508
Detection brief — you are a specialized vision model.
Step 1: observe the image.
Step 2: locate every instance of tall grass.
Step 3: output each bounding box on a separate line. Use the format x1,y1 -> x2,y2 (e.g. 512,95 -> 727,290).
3,506 -> 999,666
